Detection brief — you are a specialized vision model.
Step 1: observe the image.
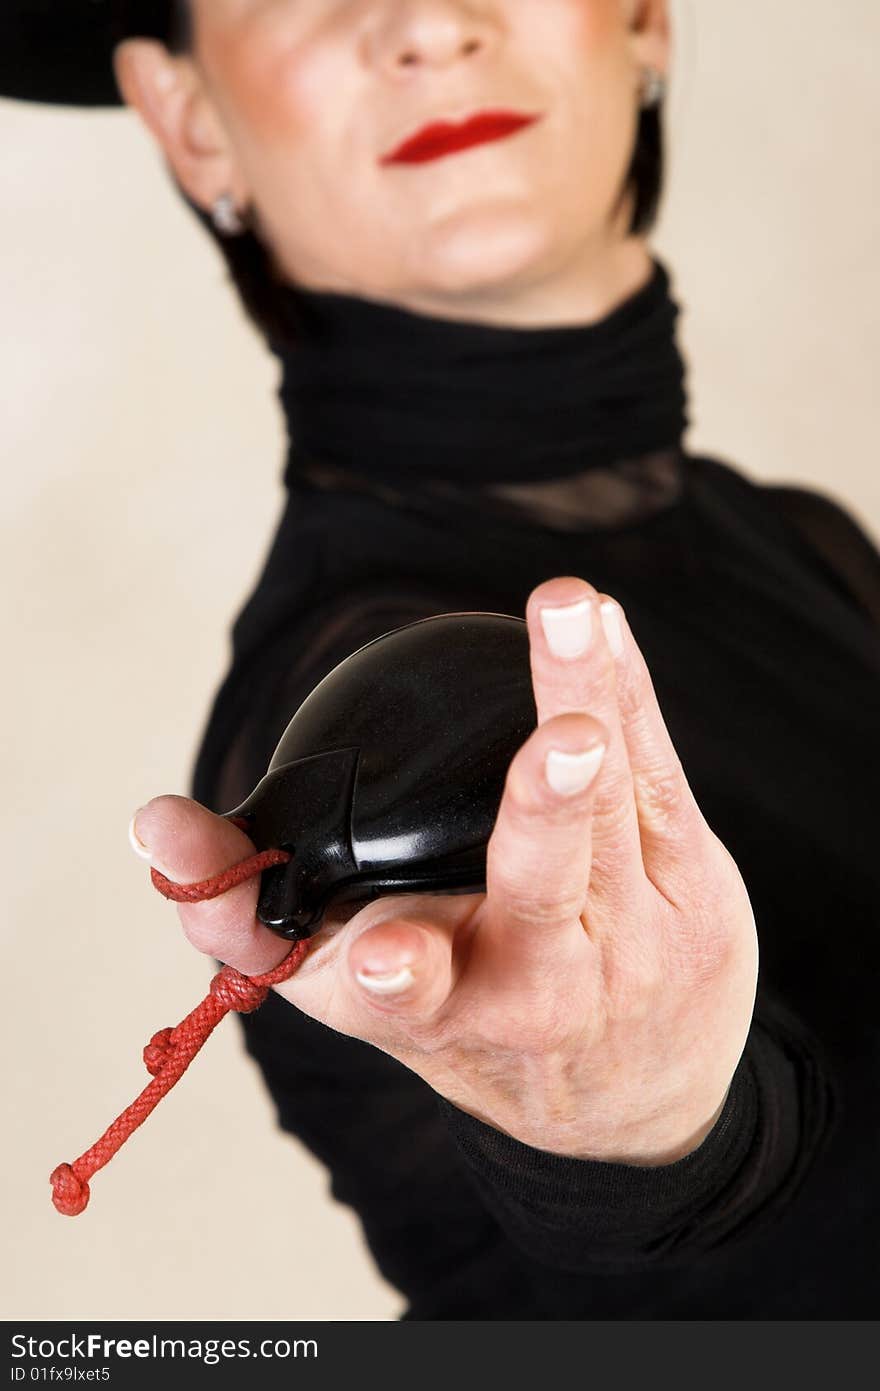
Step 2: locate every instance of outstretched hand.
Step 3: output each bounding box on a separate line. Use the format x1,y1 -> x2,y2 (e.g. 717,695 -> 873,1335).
131,577 -> 758,1165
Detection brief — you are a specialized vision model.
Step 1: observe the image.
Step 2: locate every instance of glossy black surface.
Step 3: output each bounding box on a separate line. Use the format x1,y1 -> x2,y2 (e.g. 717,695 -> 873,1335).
227,613 -> 536,939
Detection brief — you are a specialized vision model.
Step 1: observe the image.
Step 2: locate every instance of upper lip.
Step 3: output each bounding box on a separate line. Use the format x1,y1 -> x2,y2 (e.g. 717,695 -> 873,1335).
379,108 -> 542,165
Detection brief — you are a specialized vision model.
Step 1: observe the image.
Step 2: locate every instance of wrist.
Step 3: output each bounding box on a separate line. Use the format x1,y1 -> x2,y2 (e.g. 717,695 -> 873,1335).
556,1083 -> 734,1167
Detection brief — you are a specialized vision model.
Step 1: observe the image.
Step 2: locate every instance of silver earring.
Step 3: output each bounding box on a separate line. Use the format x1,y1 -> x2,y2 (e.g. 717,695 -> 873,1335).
639,66 -> 666,110
211,193 -> 247,237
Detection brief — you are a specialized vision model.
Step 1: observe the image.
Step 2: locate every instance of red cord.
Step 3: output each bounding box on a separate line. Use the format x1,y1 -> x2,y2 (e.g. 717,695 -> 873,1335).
50,817 -> 309,1217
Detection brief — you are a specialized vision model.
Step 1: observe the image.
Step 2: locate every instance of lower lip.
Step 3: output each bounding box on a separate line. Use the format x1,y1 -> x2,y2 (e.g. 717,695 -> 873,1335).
382,113 -> 540,166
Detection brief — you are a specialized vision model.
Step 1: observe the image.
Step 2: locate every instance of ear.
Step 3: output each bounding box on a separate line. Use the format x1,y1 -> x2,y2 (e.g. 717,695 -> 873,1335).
625,0 -> 671,77
113,39 -> 248,212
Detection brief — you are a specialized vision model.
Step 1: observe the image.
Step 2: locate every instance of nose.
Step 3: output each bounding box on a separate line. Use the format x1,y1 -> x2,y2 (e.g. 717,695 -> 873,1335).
364,0 -> 498,76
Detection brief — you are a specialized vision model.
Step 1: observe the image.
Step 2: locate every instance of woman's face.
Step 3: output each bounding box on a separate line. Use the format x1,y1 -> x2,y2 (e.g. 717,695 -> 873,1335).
121,0 -> 668,319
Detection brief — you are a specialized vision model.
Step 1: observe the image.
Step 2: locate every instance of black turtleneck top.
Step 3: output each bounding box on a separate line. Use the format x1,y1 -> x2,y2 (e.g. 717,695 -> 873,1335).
190,260 -> 880,1319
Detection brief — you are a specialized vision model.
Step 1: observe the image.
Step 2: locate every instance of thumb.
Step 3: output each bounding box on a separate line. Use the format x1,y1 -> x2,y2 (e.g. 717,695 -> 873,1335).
346,915 -> 455,1021
130,794 -> 291,977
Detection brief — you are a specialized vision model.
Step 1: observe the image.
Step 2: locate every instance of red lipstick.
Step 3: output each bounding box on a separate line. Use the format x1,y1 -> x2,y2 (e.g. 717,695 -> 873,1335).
380,109 -> 541,166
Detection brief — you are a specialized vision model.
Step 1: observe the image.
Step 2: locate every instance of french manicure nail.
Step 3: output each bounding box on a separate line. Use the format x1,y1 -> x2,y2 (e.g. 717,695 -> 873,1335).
540,597 -> 593,659
545,744 -> 605,796
600,600 -> 624,659
356,966 -> 415,996
128,811 -> 152,861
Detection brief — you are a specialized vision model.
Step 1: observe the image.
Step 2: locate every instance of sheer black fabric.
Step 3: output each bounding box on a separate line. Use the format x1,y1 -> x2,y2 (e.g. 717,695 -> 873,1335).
189,260 -> 879,1318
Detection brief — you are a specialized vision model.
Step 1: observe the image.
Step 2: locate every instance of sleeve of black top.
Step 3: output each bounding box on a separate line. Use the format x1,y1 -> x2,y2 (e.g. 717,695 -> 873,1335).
434,986 -> 839,1273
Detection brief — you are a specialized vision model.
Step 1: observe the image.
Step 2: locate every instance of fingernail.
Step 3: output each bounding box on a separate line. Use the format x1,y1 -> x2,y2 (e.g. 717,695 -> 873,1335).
540,597 -> 593,659
599,600 -> 624,659
356,966 -> 415,996
545,744 -> 605,796
128,810 -> 152,861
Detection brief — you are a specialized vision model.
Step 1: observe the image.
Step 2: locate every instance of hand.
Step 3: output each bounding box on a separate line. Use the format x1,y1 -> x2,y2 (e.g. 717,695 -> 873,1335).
131,577 -> 759,1166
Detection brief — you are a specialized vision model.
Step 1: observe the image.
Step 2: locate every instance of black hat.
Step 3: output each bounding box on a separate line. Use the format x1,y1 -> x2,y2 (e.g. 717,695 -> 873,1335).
0,2 -> 179,107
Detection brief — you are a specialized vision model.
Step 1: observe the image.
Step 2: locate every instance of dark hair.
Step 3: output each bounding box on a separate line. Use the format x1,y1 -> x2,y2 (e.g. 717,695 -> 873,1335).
156,1 -> 665,345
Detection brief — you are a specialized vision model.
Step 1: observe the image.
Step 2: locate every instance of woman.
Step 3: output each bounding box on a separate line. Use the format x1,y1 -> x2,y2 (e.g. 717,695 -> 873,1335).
8,1 -> 878,1318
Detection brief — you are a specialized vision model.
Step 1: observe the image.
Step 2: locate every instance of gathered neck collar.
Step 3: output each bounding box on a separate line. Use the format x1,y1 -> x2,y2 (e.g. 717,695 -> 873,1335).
271,257 -> 689,490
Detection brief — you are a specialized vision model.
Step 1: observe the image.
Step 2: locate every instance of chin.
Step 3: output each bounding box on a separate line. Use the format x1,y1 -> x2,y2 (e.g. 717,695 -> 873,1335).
401,204 -> 563,304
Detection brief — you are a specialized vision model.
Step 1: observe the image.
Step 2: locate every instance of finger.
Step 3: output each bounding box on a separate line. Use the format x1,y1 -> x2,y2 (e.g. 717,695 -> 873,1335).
267,886 -> 480,1044
526,577 -> 645,900
484,708 -> 610,961
344,909 -> 458,1022
131,795 -> 291,977
596,597 -> 712,904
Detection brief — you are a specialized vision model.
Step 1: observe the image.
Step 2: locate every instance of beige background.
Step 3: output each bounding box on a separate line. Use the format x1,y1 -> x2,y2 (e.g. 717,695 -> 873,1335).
2,1 -> 877,1321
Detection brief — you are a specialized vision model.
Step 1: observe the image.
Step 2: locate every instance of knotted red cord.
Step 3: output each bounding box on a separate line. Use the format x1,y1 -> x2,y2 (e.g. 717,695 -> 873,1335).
50,816 -> 309,1217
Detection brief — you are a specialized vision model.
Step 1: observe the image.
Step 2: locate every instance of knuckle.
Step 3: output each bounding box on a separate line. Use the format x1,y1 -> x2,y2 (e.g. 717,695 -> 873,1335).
488,879 -> 574,935
633,758 -> 692,839
519,892 -> 573,928
592,778 -> 636,841
662,841 -> 751,988
488,837 -> 590,925
688,832 -> 746,912
616,651 -> 654,724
